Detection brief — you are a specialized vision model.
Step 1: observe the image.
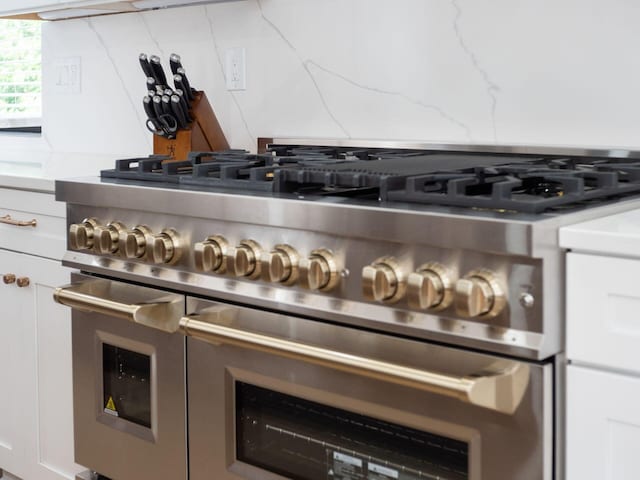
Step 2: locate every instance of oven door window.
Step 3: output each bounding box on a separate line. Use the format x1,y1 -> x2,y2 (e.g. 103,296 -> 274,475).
102,344 -> 151,428
236,382 -> 468,480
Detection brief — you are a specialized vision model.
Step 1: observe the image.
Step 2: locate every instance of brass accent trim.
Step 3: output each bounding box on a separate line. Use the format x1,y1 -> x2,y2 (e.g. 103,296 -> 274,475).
301,248 -> 340,292
227,239 -> 263,279
362,256 -> 406,303
147,228 -> 183,265
3,274 -> 16,284
180,312 -> 530,415
121,225 -> 152,259
69,217 -> 99,251
94,221 -> 126,255
53,280 -> 184,333
194,235 -> 229,273
263,244 -> 300,286
455,268 -> 507,319
407,262 -> 453,311
0,214 -> 37,227
16,277 -> 30,288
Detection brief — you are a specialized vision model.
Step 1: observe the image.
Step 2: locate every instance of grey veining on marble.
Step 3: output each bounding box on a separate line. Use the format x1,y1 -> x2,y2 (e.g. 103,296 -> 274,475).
0,0 -> 635,161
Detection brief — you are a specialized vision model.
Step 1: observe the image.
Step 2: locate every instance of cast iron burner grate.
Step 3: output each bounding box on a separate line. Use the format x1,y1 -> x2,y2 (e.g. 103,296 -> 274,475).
100,148 -> 640,213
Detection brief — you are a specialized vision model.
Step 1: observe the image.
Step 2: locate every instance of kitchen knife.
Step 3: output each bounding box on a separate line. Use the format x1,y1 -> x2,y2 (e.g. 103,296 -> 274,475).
174,88 -> 192,121
174,74 -> 194,102
169,53 -> 183,76
171,95 -> 189,129
146,76 -> 157,93
176,67 -> 196,100
152,95 -> 165,119
149,55 -> 168,88
143,95 -> 164,136
161,95 -> 173,116
139,53 -> 154,78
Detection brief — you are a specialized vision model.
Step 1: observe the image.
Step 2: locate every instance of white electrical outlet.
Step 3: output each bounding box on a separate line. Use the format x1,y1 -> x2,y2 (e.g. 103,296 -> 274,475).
225,47 -> 246,91
53,57 -> 82,94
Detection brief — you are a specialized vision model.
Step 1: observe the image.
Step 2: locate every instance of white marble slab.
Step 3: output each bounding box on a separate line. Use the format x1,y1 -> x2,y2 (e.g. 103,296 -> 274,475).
2,0 -> 640,177
560,209 -> 640,259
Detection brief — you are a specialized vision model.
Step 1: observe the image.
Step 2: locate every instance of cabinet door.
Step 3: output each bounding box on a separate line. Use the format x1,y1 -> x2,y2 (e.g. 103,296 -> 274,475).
567,365 -> 640,480
0,254 -> 29,477
0,250 -> 83,480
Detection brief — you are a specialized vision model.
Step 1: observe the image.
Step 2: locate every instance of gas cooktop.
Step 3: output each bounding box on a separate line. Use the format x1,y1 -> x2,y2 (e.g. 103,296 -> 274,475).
100,144 -> 640,214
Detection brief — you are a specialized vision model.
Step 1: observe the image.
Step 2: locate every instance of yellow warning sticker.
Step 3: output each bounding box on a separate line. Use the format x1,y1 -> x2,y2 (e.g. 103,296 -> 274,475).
104,396 -> 118,417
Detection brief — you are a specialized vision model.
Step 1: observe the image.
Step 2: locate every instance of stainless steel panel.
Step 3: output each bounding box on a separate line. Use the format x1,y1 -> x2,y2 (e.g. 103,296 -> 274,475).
186,297 -> 553,480
70,274 -> 187,480
267,137 -> 640,159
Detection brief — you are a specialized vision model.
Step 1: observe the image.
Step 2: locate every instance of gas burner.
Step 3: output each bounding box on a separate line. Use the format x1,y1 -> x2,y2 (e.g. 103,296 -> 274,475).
100,147 -> 640,214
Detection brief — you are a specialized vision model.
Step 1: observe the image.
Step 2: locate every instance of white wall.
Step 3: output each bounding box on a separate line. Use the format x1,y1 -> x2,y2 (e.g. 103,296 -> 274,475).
6,0 -> 640,159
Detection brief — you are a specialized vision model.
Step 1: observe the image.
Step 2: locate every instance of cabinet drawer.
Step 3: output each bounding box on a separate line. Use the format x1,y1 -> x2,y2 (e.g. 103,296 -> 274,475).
566,365 -> 640,480
0,188 -> 66,260
567,252 -> 640,373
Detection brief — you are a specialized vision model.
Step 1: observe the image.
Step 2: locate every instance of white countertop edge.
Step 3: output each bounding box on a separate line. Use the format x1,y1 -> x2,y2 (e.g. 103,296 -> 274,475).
560,208 -> 640,258
0,174 -> 56,193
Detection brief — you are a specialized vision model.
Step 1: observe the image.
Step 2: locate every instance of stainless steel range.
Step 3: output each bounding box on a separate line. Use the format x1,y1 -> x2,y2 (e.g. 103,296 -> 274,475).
53,139 -> 640,480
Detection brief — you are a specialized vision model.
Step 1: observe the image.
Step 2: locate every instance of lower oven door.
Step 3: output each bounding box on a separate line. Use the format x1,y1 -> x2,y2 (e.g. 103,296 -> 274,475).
183,298 -> 553,480
54,275 -> 187,480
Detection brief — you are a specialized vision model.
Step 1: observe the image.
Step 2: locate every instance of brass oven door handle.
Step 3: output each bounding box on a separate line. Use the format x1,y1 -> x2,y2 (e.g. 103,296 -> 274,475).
0,214 -> 37,227
179,313 -> 530,415
53,281 -> 184,333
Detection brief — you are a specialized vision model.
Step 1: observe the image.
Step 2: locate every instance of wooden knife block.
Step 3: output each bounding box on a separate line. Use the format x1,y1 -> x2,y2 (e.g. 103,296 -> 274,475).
153,91 -> 229,161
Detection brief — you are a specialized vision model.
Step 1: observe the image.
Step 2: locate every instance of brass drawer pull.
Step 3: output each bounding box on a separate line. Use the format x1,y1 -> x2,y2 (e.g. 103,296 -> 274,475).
16,277 -> 30,288
0,214 -> 37,227
3,274 -> 16,284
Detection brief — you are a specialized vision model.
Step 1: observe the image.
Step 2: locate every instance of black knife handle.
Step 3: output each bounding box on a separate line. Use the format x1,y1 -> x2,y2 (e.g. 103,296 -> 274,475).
152,95 -> 164,119
171,95 -> 188,129
176,67 -> 195,99
169,53 -> 183,76
146,76 -> 156,92
149,55 -> 168,87
139,53 -> 154,78
161,95 -> 173,116
143,95 -> 156,119
173,74 -> 194,102
174,89 -> 192,122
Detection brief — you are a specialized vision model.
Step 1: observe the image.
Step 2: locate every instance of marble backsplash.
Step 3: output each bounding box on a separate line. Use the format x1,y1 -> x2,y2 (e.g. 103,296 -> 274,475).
6,0 -> 640,158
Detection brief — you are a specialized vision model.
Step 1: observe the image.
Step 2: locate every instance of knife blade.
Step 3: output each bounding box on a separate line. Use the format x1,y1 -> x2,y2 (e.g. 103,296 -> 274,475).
169,53 -> 183,76
149,55 -> 168,88
139,53 -> 154,78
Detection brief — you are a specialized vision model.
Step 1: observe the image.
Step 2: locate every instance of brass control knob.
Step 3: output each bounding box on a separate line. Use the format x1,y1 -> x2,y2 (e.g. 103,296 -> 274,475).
69,218 -> 99,251
407,263 -> 453,311
303,249 -> 340,292
16,277 -> 30,288
93,222 -> 126,255
3,274 -> 16,284
362,257 -> 405,303
455,269 -> 506,318
263,244 -> 299,285
227,240 -> 263,279
194,235 -> 228,273
121,225 -> 152,259
147,228 -> 183,265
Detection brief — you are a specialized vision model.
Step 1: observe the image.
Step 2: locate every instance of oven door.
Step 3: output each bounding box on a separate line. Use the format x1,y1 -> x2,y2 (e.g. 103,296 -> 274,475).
54,275 -> 187,480
183,298 -> 553,480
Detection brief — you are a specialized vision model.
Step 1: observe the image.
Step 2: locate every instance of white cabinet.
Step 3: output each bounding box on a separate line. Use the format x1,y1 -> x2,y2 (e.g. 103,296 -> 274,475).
567,365 -> 640,480
562,222 -> 640,480
0,192 -> 82,480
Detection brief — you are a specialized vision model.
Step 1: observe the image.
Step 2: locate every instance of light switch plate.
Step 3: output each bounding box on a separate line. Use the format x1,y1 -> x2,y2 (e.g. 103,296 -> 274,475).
53,56 -> 81,94
224,47 -> 246,91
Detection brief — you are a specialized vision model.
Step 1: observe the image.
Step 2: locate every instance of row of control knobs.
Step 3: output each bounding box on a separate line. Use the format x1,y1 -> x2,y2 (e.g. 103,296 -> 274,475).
70,219 -> 183,265
362,257 -> 506,318
69,219 -> 340,292
69,219 -> 507,318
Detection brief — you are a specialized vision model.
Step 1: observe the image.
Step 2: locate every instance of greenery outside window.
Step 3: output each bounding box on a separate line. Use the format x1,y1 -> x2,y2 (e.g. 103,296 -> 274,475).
0,19 -> 41,132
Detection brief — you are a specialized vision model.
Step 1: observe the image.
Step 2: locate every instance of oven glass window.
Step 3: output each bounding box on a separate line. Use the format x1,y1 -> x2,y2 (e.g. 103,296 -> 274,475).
102,344 -> 151,428
236,382 -> 468,480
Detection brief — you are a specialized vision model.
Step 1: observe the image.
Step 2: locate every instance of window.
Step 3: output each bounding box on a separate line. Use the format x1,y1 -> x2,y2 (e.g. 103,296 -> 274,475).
0,19 -> 42,131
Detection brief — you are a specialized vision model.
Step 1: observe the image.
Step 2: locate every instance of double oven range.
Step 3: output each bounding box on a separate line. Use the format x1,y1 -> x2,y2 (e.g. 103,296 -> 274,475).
54,139 -> 640,480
